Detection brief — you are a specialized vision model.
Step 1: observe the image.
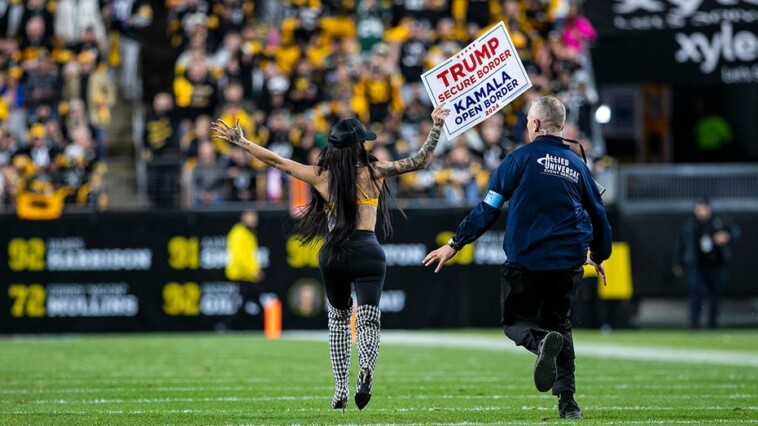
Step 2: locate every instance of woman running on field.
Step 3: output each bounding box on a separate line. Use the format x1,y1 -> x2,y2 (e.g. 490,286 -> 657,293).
212,104 -> 450,410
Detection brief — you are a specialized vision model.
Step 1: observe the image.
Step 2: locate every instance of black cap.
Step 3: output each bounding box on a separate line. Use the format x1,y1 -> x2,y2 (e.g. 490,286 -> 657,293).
344,118 -> 376,141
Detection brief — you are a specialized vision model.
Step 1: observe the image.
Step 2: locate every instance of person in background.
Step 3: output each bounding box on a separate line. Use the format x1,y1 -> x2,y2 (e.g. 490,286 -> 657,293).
673,198 -> 736,329
143,93 -> 180,208
224,209 -> 266,329
191,140 -> 226,207
104,0 -> 153,100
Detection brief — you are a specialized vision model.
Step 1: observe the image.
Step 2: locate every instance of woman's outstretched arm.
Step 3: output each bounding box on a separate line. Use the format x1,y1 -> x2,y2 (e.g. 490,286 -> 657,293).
211,118 -> 323,185
371,104 -> 450,177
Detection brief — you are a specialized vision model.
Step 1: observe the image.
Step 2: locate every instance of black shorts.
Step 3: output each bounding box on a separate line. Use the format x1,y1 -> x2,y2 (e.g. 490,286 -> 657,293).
319,230 -> 386,309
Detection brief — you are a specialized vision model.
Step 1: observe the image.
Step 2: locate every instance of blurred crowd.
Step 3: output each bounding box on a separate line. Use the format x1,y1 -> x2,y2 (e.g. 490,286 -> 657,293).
0,0 -> 611,213
0,0 -> 153,215
144,0 -> 613,209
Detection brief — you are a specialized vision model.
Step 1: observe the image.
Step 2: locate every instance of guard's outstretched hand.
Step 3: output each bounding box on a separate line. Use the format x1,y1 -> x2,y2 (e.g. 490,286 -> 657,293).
211,118 -> 245,147
585,255 -> 607,286
422,245 -> 457,273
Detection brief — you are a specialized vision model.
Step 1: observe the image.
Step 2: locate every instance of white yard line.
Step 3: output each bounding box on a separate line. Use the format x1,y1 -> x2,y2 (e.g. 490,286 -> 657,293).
4,394 -> 755,406
284,331 -> 758,367
1,382 -> 751,395
3,406 -> 755,414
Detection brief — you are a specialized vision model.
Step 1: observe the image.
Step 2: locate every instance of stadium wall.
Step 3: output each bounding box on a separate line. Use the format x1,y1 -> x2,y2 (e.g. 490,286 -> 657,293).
0,209 -> 753,333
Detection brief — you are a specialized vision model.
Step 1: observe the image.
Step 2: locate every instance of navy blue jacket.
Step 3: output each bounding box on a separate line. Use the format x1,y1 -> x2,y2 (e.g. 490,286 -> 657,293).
452,135 -> 612,271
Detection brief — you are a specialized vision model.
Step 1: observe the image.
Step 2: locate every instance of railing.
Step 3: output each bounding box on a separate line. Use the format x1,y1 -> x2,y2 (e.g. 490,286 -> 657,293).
617,163 -> 758,214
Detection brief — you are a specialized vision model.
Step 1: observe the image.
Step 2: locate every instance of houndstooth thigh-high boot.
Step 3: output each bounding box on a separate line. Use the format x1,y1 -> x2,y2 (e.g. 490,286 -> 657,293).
354,304 -> 381,410
328,303 -> 353,409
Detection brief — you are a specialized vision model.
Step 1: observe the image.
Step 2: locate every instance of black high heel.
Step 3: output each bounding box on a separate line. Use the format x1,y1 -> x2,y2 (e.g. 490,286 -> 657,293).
332,397 -> 348,410
354,368 -> 372,410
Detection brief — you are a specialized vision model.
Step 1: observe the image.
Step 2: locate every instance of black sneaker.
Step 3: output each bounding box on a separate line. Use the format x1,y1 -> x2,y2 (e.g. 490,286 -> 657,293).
534,331 -> 563,392
354,368 -> 372,410
559,398 -> 583,419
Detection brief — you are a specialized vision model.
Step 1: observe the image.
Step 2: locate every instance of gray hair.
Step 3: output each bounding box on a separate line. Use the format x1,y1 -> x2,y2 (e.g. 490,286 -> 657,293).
531,96 -> 566,130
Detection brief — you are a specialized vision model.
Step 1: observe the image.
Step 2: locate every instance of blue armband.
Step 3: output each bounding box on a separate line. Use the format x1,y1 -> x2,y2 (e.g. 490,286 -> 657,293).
483,190 -> 505,209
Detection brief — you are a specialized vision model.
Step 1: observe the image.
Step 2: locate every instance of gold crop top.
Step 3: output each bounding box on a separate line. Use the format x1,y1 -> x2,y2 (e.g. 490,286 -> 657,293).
355,184 -> 379,207
326,184 -> 379,211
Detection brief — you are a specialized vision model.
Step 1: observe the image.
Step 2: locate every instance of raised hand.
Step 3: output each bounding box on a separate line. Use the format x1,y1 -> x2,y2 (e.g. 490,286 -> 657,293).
211,118 -> 245,147
431,103 -> 451,127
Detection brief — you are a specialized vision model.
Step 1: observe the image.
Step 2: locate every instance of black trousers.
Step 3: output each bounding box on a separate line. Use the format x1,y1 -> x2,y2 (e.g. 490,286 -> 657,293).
500,265 -> 584,395
686,264 -> 725,329
319,230 -> 386,310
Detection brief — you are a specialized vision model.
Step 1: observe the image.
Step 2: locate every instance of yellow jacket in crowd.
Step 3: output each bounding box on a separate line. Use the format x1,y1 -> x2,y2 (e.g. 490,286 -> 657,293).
225,223 -> 261,283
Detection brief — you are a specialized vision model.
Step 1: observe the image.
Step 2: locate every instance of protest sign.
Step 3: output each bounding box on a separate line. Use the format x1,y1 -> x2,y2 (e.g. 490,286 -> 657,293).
422,22 -> 532,139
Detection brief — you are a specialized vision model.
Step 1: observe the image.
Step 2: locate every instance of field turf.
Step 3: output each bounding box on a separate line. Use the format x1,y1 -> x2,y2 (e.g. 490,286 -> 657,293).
1,330 -> 757,425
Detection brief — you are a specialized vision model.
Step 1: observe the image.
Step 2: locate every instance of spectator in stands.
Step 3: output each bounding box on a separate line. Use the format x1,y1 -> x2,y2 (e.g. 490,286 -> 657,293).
465,0 -> 492,28
0,128 -> 19,209
174,60 -> 218,121
83,54 -> 117,154
479,114 -> 514,173
398,21 -> 431,95
2,66 -> 28,143
400,83 -> 433,133
77,166 -> 108,210
167,0 -> 212,52
288,59 -> 321,114
144,92 -> 180,209
191,140 -> 226,206
356,0 -> 389,55
262,73 -> 291,114
560,2 -> 596,55
19,0 -> 54,41
61,125 -> 98,190
63,98 -> 89,138
24,53 -> 60,121
0,128 -> 18,167
174,25 -> 214,74
226,145 -> 259,202
212,31 -> 242,71
560,77 -> 597,139
43,118 -> 66,154
182,114 -> 211,160
69,25 -> 102,57
55,0 -> 107,50
217,0 -> 252,36
353,59 -> 404,126
673,198 -> 736,329
15,123 -> 60,174
105,0 -> 152,100
215,81 -> 256,154
561,122 -> 592,167
436,143 -> 488,205
0,164 -> 15,208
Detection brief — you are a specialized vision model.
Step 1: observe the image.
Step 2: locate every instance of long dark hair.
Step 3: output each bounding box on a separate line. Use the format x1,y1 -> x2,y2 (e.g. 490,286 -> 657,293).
292,120 -> 396,263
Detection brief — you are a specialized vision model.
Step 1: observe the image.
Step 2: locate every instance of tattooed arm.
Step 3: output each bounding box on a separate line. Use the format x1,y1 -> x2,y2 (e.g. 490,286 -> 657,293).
211,119 -> 323,185
371,104 -> 451,178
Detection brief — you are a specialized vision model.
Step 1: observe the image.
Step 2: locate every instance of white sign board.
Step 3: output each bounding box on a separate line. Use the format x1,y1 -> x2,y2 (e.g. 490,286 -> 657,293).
422,22 -> 532,140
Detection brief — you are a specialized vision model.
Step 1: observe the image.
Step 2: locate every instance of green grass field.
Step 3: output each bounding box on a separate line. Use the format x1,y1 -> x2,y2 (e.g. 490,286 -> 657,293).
2,330 -> 757,425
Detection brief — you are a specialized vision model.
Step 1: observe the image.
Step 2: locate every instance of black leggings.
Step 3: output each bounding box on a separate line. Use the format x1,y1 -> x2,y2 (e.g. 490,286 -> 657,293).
319,230 -> 386,310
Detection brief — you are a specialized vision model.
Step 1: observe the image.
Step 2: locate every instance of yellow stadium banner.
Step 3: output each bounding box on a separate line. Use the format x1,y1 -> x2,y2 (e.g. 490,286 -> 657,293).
582,242 -> 633,300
